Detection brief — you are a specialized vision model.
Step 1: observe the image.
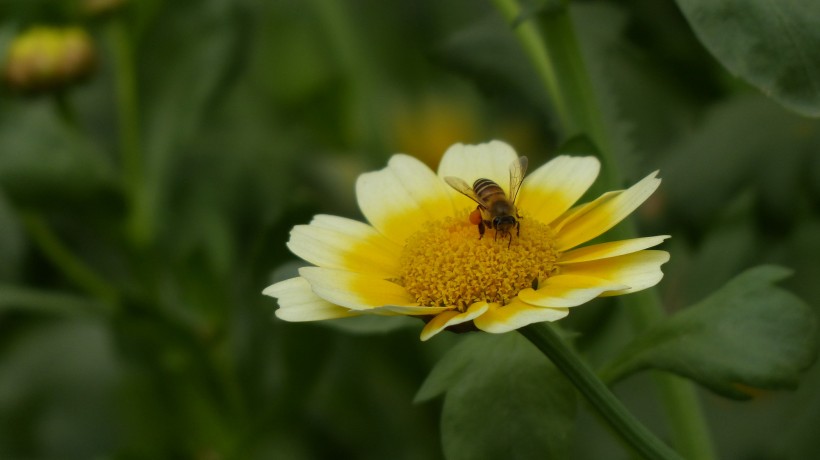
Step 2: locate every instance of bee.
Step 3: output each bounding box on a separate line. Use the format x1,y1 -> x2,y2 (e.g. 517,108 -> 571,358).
445,156 -> 528,247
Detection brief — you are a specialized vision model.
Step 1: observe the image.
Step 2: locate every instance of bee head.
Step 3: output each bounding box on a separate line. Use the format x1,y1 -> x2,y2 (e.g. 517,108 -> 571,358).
493,215 -> 517,232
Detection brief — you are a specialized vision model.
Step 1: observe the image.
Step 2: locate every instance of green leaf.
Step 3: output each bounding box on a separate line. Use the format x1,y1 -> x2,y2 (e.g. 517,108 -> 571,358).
0,190 -> 24,283
417,333 -> 576,460
660,95 -> 819,229
602,265 -> 818,399
434,14 -> 548,110
0,102 -> 118,210
675,0 -> 820,117
0,285 -> 105,316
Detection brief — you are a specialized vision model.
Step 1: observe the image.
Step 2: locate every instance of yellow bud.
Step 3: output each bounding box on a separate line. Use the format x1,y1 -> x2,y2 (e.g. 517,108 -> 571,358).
3,26 -> 96,93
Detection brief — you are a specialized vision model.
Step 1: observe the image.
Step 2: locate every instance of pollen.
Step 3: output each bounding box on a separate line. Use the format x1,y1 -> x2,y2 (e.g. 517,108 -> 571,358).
399,214 -> 559,310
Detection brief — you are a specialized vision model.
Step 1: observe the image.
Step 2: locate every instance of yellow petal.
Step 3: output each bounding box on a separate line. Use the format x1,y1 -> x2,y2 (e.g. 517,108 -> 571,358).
298,267 -> 418,311
517,156 -> 600,225
550,191 -> 620,233
554,171 -> 661,251
437,140 -> 519,196
287,214 -> 402,278
559,250 -> 670,296
558,235 -> 670,264
263,277 -> 358,321
356,154 -> 456,244
473,299 -> 569,333
517,274 -> 628,308
420,301 -> 490,341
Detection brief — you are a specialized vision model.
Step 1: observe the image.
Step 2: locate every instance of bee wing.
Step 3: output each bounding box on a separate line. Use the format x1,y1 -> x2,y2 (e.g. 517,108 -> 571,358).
509,156 -> 528,204
444,176 -> 485,208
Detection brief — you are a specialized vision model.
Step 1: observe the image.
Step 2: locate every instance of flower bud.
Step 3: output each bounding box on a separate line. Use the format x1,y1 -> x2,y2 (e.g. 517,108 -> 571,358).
3,26 -> 96,93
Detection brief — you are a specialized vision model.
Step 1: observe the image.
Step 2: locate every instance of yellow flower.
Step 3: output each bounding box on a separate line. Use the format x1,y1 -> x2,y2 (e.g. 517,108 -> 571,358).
264,141 -> 669,341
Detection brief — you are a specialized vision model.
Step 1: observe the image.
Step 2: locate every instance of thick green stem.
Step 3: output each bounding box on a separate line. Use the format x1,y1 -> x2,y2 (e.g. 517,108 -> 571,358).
521,323 -> 682,460
21,212 -> 119,312
107,18 -> 149,246
492,1 -> 716,458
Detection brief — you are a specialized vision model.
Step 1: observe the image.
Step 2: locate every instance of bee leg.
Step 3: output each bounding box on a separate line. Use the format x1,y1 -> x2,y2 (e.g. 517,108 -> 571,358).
516,221 -> 520,237
477,220 -> 486,239
507,232 -> 512,248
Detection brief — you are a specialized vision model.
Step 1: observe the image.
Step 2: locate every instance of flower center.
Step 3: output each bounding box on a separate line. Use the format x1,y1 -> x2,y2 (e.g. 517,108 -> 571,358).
398,214 -> 559,310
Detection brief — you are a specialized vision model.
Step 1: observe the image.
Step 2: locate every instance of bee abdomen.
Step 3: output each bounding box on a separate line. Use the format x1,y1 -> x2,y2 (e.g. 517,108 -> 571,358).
473,178 -> 506,200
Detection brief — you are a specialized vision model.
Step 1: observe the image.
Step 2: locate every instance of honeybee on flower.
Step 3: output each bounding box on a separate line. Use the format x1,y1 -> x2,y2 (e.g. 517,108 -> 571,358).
264,141 -> 669,341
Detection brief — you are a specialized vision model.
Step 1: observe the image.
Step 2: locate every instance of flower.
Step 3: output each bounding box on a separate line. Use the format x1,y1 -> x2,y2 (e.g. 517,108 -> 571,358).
264,141 -> 669,341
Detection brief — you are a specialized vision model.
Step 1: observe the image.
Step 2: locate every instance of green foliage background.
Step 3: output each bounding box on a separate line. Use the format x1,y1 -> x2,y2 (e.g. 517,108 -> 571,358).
0,0 -> 819,458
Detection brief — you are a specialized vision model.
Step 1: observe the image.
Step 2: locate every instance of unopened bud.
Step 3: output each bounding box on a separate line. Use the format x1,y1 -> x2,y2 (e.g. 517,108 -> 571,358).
3,26 -> 96,93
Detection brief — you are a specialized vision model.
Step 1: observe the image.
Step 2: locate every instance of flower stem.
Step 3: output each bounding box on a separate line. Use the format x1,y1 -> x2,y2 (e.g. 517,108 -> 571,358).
107,18 -> 149,246
492,1 -> 716,458
21,212 -> 119,312
521,323 -> 681,460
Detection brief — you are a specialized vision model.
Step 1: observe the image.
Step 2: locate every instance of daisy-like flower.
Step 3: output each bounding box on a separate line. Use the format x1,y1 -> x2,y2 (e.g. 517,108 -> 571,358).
264,141 -> 669,341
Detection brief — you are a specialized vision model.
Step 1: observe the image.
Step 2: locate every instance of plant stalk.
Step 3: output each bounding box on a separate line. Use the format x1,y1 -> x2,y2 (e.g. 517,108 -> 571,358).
492,0 -> 716,458
521,323 -> 682,460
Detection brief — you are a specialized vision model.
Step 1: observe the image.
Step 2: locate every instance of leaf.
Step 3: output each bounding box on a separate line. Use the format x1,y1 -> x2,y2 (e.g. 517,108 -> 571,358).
0,286 -> 105,315
675,0 -> 820,117
0,102 -> 118,210
659,95 -> 819,229
417,333 -> 576,460
434,13 -> 548,109
0,191 -> 24,283
136,0 -> 245,242
602,265 -> 818,399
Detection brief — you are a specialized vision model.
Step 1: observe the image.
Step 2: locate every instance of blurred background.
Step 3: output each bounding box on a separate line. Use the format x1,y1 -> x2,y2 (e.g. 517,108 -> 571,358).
0,0 -> 818,458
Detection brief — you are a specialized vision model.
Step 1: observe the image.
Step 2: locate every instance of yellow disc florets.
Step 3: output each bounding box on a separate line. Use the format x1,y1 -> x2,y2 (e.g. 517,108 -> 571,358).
399,214 -> 559,310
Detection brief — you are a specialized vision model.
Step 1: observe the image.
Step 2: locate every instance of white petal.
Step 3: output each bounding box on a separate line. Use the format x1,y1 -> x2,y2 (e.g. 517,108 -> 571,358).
263,277 -> 358,321
559,250 -> 670,296
356,154 -> 456,243
299,267 -> 418,310
516,156 -> 600,225
437,141 -> 520,196
517,274 -> 628,308
419,301 -> 490,341
287,215 -> 402,278
554,171 -> 661,251
473,299 -> 568,334
558,235 -> 670,264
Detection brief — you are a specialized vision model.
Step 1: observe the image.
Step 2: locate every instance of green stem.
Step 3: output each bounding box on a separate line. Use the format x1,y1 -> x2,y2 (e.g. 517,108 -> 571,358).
521,323 -> 682,460
107,18 -> 148,246
52,91 -> 78,130
492,1 -> 716,458
21,212 -> 119,312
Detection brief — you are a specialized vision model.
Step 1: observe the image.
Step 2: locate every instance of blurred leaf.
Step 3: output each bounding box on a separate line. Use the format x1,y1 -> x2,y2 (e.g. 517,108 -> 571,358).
0,190 -> 24,283
417,333 -> 576,460
675,0 -> 820,117
435,14 -> 548,111
321,315 -> 420,335
511,0 -> 565,28
0,286 -> 103,315
0,102 -> 118,210
663,192 -> 758,308
138,0 -> 245,240
660,95 -> 820,228
603,266 -> 818,399
0,318 -> 121,459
